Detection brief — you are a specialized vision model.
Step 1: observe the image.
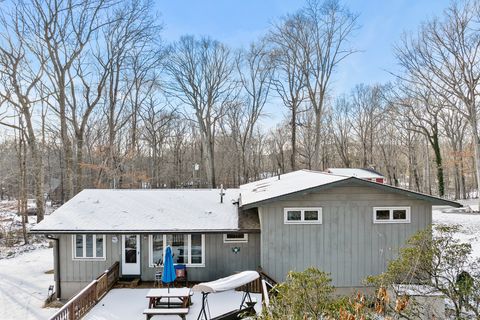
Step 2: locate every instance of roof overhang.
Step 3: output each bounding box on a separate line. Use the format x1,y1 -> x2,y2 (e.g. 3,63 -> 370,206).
29,228 -> 261,235
241,177 -> 462,209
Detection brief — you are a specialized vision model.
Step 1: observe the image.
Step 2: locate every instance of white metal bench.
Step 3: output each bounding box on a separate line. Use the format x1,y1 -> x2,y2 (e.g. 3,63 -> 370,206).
143,308 -> 189,320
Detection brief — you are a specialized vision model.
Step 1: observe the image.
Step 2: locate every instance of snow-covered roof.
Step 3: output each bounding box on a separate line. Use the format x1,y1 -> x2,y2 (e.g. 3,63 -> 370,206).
31,189 -> 249,233
239,169 -> 461,208
240,170 -> 348,206
327,168 -> 384,179
32,170 -> 462,234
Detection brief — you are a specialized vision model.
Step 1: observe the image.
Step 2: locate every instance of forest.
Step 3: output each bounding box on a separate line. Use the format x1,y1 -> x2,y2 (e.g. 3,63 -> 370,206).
1,0 -> 479,223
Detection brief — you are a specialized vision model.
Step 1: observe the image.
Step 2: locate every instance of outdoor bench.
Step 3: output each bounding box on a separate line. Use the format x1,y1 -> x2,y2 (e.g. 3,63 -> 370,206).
143,308 -> 189,320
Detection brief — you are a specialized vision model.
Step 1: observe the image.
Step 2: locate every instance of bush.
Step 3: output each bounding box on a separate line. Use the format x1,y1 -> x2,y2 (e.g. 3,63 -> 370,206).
259,268 -> 335,319
258,268 -> 379,319
367,224 -> 480,319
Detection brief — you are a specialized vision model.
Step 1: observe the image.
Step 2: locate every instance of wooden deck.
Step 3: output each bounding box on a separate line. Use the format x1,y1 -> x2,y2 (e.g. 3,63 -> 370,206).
49,261 -> 119,320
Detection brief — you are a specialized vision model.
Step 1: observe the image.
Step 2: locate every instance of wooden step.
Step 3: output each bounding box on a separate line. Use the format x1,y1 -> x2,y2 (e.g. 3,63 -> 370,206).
115,277 -> 141,288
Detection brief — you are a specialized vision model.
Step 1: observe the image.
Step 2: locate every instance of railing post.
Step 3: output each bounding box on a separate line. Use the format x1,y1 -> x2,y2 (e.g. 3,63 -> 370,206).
68,302 -> 74,320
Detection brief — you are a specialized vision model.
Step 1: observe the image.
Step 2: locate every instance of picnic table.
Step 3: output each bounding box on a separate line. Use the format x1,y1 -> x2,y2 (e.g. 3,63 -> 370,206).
144,288 -> 192,320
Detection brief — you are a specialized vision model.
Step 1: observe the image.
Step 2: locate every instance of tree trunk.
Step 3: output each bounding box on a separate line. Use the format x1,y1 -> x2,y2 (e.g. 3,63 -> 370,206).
17,130 -> 28,244
199,125 -> 217,188
469,116 -> 480,204
473,137 -> 480,205
430,133 -> 444,197
76,136 -> 84,193
59,77 -> 74,200
23,128 -> 45,222
424,137 -> 432,195
459,143 -> 467,199
313,109 -> 322,170
241,143 -> 249,185
207,137 -> 216,188
290,107 -> 297,171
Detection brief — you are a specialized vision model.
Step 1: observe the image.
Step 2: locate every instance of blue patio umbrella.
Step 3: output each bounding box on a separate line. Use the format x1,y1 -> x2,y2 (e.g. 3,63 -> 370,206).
162,246 -> 176,291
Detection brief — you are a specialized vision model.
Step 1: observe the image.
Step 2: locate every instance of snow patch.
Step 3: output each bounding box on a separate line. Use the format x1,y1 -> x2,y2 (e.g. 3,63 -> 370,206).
433,199 -> 480,259
0,248 -> 57,320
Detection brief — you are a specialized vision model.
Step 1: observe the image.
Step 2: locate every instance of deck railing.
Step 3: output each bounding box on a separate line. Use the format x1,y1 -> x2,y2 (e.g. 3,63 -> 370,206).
49,261 -> 119,320
235,269 -> 278,310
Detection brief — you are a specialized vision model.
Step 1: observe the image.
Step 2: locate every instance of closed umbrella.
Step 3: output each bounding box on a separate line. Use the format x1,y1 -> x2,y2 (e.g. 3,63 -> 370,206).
162,246 -> 176,292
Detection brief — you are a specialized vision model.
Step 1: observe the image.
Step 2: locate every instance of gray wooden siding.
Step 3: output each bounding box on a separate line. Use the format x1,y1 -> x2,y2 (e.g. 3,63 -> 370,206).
57,234 -> 121,298
57,233 -> 260,298
58,234 -> 121,282
259,185 -> 432,287
141,233 -> 260,282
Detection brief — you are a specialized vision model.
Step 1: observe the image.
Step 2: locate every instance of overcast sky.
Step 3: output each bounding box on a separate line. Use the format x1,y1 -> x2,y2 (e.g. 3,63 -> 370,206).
155,0 -> 451,124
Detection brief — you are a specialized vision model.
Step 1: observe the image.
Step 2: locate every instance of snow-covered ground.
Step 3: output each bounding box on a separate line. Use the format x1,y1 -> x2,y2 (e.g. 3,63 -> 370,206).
433,199 -> 480,259
0,200 -> 52,259
85,288 -> 262,320
0,248 -> 57,320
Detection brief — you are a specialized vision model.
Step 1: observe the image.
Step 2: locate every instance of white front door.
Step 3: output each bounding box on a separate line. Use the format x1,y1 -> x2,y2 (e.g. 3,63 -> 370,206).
122,235 -> 141,275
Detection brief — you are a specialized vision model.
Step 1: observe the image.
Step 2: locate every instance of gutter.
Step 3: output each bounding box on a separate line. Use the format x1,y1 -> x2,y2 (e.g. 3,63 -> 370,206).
46,234 -> 61,300
30,228 -> 262,234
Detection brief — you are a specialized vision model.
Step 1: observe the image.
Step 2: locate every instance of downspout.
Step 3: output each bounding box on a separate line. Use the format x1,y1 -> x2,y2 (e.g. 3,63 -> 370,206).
46,234 -> 61,300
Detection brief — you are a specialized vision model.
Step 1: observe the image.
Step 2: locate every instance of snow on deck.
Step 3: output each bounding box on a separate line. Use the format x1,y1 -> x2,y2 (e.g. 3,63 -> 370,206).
0,248 -> 57,320
84,288 -> 262,320
32,189 -> 241,232
240,170 -> 347,206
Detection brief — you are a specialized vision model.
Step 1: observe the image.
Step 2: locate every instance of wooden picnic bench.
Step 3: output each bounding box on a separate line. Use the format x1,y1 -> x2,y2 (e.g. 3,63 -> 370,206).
143,307 -> 189,320
144,288 -> 192,319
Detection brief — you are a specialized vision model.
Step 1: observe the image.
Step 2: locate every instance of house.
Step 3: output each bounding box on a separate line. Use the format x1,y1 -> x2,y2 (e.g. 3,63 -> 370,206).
31,170 -> 460,299
327,168 -> 386,183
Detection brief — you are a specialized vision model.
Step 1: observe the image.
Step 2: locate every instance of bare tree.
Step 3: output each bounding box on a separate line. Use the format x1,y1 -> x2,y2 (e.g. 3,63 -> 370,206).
269,15 -> 307,171
140,97 -> 175,188
299,0 -> 358,169
441,108 -> 469,199
0,10 -> 46,221
395,0 -> 480,203
18,0 -> 113,200
166,36 -> 236,188
66,51 -> 109,193
388,84 -> 446,196
329,95 -> 352,167
100,0 -> 162,188
232,41 -> 273,182
350,84 -> 384,168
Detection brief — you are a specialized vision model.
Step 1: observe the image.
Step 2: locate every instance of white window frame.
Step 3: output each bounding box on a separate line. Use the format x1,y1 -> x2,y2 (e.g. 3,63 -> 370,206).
373,207 -> 411,224
148,234 -> 205,268
72,234 -> 106,260
223,233 -> 248,243
284,207 -> 322,224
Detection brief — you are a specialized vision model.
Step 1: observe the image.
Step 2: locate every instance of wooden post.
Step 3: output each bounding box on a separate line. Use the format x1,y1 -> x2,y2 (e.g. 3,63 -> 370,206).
68,302 -> 74,320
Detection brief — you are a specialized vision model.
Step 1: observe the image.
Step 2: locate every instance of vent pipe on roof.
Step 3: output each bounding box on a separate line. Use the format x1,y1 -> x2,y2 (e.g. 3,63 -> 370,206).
220,184 -> 225,203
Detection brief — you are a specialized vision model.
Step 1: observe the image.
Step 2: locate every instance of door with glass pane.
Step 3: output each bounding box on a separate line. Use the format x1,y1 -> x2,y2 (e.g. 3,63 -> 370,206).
122,235 -> 140,275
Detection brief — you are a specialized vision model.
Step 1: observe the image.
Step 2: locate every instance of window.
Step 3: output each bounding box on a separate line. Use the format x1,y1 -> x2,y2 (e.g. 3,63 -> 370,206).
151,234 -> 163,266
149,234 -> 205,267
223,233 -> 248,243
284,208 -> 322,224
166,234 -> 188,264
72,234 -> 105,260
287,210 -> 301,221
373,207 -> 411,224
